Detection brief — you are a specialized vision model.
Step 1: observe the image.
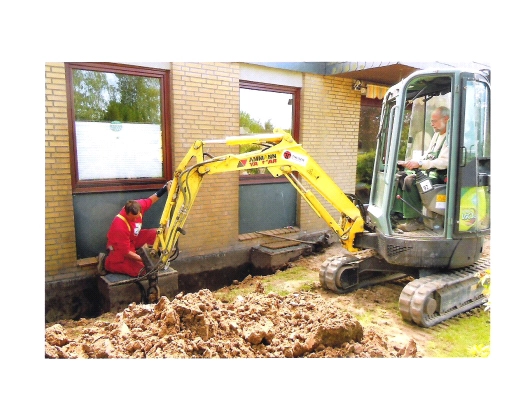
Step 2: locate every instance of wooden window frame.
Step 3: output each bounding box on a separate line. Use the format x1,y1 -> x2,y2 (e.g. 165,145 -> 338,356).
65,62 -> 172,194
239,80 -> 300,186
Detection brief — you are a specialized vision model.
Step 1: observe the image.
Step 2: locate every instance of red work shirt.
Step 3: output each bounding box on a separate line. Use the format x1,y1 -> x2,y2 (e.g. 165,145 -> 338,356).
105,198 -> 153,264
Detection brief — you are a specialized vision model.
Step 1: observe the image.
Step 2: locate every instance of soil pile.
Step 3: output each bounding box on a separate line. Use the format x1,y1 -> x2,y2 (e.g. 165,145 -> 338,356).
45,286 -> 418,359
46,236 -> 489,359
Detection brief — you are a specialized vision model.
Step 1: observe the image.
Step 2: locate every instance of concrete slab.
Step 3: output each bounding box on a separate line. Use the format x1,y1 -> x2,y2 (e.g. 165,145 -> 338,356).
98,267 -> 179,313
250,243 -> 312,274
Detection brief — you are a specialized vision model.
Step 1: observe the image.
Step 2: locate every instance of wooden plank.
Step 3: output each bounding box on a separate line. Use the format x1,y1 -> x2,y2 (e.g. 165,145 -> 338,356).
260,240 -> 301,250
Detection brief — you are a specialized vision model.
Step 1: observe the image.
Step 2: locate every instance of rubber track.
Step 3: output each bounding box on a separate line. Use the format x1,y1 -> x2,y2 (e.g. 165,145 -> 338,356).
319,250 -> 378,293
398,257 -> 490,327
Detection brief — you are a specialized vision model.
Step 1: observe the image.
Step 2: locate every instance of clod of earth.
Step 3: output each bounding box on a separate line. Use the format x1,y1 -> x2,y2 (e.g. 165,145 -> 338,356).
45,288 -> 418,359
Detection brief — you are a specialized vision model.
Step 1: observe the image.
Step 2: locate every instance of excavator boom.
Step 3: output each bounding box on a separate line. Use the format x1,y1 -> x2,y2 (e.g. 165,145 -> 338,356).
152,129 -> 365,267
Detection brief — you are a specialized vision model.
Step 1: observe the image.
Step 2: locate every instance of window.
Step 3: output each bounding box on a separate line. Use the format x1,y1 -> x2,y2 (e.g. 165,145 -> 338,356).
238,81 -> 301,234
457,78 -> 490,232
239,81 -> 300,184
358,97 -> 382,153
66,63 -> 172,193
356,97 -> 384,203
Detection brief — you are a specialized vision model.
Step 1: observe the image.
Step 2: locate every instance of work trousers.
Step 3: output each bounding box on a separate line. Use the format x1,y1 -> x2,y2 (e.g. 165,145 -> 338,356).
105,228 -> 157,277
392,173 -> 423,219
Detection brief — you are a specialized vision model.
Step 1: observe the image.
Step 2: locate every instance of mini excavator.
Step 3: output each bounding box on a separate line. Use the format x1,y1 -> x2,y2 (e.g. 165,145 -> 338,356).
141,67 -> 491,328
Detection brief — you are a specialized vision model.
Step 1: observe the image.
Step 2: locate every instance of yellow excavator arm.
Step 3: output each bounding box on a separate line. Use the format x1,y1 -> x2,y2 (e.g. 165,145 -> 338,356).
153,129 -> 365,267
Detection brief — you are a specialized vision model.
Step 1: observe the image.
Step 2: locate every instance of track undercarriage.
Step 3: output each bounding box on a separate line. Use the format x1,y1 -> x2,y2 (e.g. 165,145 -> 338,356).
319,252 -> 490,327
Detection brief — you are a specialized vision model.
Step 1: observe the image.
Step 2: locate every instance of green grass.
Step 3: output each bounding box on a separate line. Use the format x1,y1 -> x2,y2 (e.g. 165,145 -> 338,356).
424,309 -> 491,357
212,262 -> 491,358
271,266 -> 317,282
352,309 -> 374,325
213,266 -> 318,302
265,268 -> 318,295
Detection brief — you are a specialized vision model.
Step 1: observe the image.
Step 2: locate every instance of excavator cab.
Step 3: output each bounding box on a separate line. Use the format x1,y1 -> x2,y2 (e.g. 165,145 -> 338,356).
326,68 -> 493,326
360,68 -> 491,270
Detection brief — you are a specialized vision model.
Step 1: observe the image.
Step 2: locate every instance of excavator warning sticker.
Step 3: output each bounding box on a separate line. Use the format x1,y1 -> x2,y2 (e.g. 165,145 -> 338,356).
436,194 -> 446,209
283,150 -> 308,166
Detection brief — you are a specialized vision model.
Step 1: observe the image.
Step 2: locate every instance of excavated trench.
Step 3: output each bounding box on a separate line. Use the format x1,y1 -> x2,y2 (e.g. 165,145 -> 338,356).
176,263 -> 252,294
44,239 -> 320,323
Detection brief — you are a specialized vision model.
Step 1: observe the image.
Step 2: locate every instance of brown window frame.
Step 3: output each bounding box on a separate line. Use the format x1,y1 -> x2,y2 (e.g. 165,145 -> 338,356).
239,80 -> 300,186
65,62 -> 172,194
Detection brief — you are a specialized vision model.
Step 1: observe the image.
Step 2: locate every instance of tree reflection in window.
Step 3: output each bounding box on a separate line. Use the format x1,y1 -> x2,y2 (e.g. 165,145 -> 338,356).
68,64 -> 169,187
239,87 -> 293,175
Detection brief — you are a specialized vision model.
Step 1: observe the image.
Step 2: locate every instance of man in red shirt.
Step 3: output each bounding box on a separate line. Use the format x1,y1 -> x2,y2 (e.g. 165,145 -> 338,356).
100,181 -> 172,277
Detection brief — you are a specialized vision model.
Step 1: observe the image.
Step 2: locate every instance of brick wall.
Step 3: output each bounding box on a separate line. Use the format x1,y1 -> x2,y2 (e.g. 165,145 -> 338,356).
298,73 -> 360,233
45,63 -> 91,281
170,62 -> 242,258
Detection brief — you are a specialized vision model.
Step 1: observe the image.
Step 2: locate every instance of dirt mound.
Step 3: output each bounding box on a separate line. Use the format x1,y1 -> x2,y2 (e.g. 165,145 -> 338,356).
45,287 -> 418,359
46,236 -> 489,359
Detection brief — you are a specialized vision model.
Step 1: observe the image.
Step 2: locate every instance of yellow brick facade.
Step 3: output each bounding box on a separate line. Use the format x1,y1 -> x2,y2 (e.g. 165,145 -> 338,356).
44,62 -> 360,282
299,73 -> 360,231
170,62 -> 242,258
45,63 -> 91,281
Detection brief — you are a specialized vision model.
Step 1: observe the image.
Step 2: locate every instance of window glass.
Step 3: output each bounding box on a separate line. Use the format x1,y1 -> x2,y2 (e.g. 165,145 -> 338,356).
463,80 -> 490,160
404,93 -> 451,162
73,69 -> 162,180
240,88 -> 293,133
239,88 -> 294,175
370,101 -> 394,209
356,98 -> 384,204
358,99 -> 381,153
